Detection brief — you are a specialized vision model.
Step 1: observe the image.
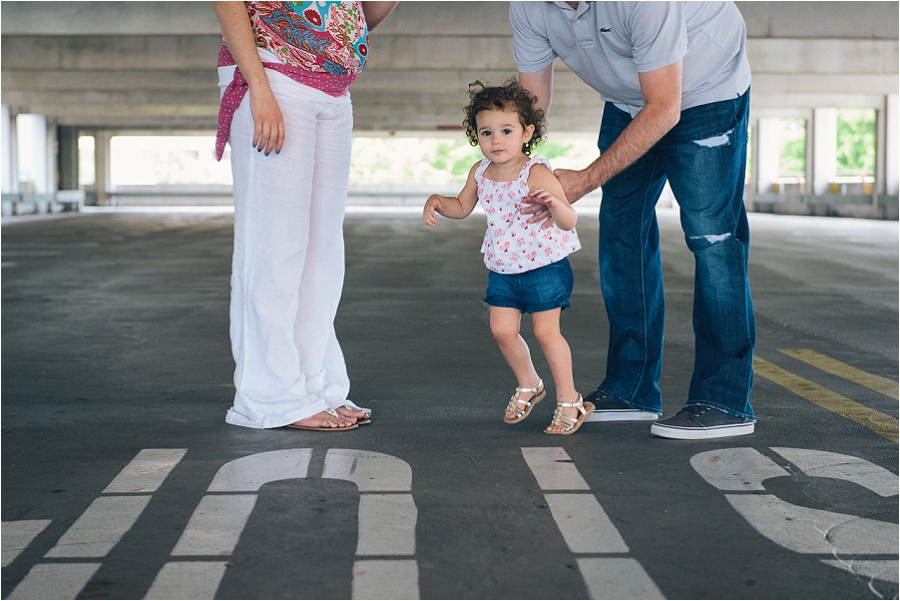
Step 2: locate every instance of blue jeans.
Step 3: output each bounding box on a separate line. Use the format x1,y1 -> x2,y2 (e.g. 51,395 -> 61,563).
596,90 -> 755,421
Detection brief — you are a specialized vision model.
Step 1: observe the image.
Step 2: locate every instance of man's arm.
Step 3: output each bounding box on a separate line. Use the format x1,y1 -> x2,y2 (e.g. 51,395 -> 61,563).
519,63 -> 554,117
361,2 -> 398,30
554,59 -> 683,202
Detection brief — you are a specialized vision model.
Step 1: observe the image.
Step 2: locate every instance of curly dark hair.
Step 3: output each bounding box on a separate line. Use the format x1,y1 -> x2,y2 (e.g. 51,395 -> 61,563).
463,78 -> 546,156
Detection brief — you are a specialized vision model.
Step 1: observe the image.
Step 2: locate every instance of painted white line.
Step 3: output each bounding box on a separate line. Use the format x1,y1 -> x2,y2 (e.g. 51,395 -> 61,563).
323,449 -> 412,492
171,494 -> 257,556
2,519 -> 51,567
103,448 -> 188,494
44,496 -> 151,558
725,494 -> 898,554
545,494 -> 629,554
576,557 -> 666,600
7,562 -> 101,600
207,449 -> 311,492
352,559 -> 419,600
690,448 -> 789,491
356,494 -> 417,556
521,447 -> 590,490
820,559 -> 899,585
144,561 -> 229,599
771,447 -> 899,497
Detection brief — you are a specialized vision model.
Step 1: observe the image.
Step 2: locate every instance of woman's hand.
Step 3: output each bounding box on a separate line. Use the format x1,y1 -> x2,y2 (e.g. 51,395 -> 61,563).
249,88 -> 285,156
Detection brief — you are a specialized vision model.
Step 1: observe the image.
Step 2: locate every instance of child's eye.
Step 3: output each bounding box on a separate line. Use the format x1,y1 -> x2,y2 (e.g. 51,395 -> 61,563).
480,131 -> 491,137
503,129 -> 512,134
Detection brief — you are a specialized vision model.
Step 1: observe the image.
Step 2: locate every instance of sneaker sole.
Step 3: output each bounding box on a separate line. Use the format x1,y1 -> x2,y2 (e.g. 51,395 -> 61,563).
586,410 -> 660,422
650,422 -> 755,440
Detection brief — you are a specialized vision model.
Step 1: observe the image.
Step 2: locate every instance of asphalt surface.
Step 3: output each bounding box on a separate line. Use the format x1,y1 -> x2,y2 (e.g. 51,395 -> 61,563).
2,207 -> 898,600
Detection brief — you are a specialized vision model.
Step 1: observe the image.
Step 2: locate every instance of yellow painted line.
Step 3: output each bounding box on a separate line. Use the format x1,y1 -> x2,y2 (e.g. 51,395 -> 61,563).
754,356 -> 899,443
779,348 -> 899,400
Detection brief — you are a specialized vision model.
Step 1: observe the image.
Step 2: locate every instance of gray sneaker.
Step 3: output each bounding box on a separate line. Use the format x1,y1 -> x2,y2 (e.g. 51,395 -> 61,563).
583,390 -> 659,422
650,406 -> 754,440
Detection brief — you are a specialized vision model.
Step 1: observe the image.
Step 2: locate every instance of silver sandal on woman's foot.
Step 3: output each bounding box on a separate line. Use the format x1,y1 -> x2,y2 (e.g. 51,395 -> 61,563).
545,395 -> 594,435
503,379 -> 546,424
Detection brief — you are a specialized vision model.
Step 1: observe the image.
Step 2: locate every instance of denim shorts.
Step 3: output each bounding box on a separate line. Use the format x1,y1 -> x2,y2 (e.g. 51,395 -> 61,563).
483,258 -> 574,314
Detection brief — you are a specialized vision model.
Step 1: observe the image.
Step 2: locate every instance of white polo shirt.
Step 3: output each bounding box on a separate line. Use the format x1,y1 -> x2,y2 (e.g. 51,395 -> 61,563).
510,1 -> 751,117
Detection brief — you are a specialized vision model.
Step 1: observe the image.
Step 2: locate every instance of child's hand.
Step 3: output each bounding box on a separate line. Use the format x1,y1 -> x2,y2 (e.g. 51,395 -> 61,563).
423,195 -> 444,228
526,187 -> 560,210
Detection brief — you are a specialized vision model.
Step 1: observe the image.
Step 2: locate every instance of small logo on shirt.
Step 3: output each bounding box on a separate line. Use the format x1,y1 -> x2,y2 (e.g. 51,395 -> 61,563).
599,27 -> 611,33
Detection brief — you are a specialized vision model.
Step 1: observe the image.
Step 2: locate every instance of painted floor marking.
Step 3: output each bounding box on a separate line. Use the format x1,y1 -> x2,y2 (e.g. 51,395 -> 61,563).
523,447 -> 665,600
521,447 -> 590,490
7,448 -> 186,599
778,349 -> 899,400
576,558 -> 669,601
770,447 -> 898,497
170,494 -> 258,556
144,561 -> 229,600
544,494 -> 629,554
1,519 -> 51,567
754,356 -> 899,442
6,562 -> 102,600
324,449 -> 420,600
148,448 -> 420,600
44,496 -> 151,558
352,559 -> 420,600
103,448 -> 188,494
692,447 -> 898,586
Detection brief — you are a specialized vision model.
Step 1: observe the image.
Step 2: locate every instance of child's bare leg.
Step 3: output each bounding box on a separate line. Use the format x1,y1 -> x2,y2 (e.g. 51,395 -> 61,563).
490,307 -> 541,419
532,309 -> 580,433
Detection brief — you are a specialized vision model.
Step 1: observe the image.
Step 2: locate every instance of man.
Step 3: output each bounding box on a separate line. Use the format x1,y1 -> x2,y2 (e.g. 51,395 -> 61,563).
511,1 -> 756,439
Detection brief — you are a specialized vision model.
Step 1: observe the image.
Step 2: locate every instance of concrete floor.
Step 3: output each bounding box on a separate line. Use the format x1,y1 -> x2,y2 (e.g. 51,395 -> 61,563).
2,207 -> 897,600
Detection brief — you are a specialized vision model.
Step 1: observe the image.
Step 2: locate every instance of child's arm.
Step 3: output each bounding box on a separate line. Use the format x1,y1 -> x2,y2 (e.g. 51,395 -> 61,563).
423,164 -> 480,227
526,164 -> 578,231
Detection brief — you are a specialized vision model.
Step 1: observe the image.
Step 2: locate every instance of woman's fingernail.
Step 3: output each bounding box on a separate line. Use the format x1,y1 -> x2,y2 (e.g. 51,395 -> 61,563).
276,150 -> 280,155
265,152 -> 270,157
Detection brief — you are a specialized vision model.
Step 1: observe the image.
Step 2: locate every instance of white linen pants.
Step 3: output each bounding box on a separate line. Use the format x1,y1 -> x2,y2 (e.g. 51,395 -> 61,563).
222,68 -> 355,428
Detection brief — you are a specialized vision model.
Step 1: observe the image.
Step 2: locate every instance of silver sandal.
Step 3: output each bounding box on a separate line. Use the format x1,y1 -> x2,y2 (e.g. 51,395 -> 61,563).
545,395 -> 594,435
503,379 -> 546,424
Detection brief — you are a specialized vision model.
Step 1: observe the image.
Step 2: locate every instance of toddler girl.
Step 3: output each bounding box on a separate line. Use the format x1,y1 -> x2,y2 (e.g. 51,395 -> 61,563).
423,80 -> 593,435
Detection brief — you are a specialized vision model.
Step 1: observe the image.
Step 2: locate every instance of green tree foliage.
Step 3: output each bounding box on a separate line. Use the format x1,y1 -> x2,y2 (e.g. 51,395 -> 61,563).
836,108 -> 875,175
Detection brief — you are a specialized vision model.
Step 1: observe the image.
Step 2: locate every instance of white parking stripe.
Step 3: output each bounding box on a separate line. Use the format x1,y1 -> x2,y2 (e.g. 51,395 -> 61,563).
207,448 -> 311,492
7,562 -> 102,600
690,448 -> 789,491
2,520 -> 51,567
356,494 -> 417,556
771,447 -> 899,496
144,561 -> 229,599
726,494 -> 898,555
45,496 -> 151,558
352,559 -> 419,600
576,558 -> 665,600
521,447 -> 590,490
545,494 -> 629,554
523,447 -> 666,600
820,559 -> 899,585
323,449 -> 412,491
171,494 -> 257,556
103,449 -> 188,494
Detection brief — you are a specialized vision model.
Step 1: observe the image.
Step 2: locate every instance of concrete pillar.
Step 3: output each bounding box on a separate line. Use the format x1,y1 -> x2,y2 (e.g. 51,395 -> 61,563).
94,131 -> 111,206
16,114 -> 49,194
812,108 -> 837,196
57,126 -> 80,190
1,105 -> 16,193
756,118 -> 781,195
884,94 -> 898,196
45,120 -> 58,194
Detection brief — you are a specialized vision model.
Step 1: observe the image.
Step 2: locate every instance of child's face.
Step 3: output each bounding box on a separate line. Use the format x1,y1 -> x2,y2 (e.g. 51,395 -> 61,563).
474,108 -> 535,167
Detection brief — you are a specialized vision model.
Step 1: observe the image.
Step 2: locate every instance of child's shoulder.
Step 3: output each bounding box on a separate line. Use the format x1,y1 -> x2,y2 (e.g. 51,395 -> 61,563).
525,157 -> 555,181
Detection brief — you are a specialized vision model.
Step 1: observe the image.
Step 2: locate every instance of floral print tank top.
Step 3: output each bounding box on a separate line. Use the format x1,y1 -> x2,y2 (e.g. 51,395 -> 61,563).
477,157 -> 581,274
247,1 -> 368,75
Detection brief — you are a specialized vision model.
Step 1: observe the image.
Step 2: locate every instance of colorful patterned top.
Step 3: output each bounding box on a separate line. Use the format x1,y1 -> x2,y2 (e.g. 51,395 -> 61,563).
215,2 -> 369,161
477,157 -> 581,275
246,1 -> 369,75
